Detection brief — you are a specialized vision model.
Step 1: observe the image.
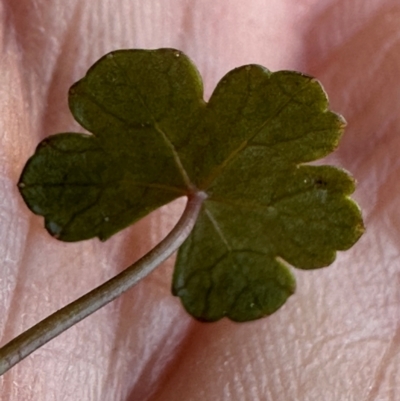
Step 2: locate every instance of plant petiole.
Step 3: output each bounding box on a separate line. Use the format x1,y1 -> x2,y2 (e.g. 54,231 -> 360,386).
0,191 -> 207,376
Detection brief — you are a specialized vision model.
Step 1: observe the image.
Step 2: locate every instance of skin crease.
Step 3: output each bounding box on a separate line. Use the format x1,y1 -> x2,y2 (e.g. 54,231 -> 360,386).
0,0 -> 399,399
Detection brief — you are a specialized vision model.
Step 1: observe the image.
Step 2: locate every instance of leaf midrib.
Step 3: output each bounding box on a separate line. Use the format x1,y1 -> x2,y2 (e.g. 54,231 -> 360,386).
199,79 -> 312,190
110,56 -> 195,191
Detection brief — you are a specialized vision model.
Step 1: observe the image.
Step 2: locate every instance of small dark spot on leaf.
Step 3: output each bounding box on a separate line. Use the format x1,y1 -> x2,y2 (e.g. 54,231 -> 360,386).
315,179 -> 327,188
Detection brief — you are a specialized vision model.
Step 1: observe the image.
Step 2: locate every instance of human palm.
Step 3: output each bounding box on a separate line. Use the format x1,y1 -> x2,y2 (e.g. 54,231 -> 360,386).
1,1 -> 398,400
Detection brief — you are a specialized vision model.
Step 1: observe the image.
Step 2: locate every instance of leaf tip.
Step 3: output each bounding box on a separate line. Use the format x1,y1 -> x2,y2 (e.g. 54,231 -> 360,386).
337,113 -> 347,127
46,220 -> 63,239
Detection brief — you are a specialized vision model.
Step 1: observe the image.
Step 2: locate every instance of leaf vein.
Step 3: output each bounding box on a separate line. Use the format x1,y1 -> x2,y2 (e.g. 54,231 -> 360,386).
110,56 -> 194,190
204,206 -> 232,252
201,79 -> 312,188
248,127 -> 337,148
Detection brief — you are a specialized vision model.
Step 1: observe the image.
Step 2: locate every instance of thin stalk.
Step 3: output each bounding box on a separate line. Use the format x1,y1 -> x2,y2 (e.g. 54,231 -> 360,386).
0,191 -> 207,376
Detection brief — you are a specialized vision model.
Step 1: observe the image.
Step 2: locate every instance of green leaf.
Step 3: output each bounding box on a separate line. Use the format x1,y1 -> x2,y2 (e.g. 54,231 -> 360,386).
19,49 -> 203,241
18,48 -> 364,322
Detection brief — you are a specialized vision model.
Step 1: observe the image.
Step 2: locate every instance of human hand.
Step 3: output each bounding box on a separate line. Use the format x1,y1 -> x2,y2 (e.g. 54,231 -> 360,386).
1,1 -> 398,400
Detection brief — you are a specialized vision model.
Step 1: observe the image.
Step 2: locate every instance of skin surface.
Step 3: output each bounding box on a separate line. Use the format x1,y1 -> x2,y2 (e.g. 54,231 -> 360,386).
0,0 -> 399,399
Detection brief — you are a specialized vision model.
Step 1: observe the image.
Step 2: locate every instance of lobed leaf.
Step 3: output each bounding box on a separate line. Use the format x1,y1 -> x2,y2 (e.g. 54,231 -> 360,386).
19,48 -> 364,321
